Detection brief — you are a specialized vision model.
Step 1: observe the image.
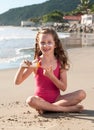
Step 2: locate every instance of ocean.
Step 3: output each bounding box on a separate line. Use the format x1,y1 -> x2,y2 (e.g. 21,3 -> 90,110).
0,26 -> 70,70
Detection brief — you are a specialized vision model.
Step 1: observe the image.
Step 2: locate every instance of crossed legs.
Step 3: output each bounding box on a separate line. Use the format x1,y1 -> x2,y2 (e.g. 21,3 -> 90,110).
26,90 -> 86,114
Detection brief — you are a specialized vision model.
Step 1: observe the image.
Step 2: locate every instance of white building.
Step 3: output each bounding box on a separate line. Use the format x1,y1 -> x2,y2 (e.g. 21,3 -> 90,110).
21,21 -> 35,27
81,14 -> 94,25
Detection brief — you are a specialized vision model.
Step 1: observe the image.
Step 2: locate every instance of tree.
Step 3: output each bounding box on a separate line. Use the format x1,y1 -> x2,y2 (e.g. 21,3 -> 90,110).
42,10 -> 64,23
78,0 -> 91,14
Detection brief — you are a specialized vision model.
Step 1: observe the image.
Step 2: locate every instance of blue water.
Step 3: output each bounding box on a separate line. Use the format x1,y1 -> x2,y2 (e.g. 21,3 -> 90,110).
0,26 -> 70,70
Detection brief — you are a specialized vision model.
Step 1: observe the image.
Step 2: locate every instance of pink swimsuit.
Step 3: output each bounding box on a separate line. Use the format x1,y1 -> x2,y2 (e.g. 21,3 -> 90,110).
34,61 -> 60,103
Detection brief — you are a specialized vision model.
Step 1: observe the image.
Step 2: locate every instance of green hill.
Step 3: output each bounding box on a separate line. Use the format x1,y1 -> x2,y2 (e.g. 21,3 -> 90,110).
0,0 -> 94,26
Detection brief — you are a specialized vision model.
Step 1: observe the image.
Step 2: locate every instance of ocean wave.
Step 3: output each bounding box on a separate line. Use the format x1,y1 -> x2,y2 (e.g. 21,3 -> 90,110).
16,47 -> 35,55
0,32 -> 69,42
0,36 -> 34,41
0,54 -> 33,63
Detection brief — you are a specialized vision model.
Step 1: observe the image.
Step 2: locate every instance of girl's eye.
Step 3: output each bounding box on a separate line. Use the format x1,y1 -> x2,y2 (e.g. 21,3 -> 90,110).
40,42 -> 45,45
40,42 -> 53,46
48,42 -> 53,45
41,42 -> 46,46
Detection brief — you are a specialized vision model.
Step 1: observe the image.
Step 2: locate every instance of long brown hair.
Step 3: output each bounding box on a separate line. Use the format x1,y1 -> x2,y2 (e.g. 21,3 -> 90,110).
34,27 -> 70,70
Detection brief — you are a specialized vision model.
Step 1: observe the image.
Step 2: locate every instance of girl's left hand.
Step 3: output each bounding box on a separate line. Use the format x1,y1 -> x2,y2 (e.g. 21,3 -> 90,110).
43,66 -> 53,77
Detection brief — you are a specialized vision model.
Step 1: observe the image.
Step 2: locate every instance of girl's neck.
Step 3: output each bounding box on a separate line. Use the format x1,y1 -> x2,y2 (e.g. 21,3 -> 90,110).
41,54 -> 56,63
40,55 -> 57,70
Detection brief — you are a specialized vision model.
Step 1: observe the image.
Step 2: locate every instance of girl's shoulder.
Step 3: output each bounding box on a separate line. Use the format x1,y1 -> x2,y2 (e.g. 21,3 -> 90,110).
57,60 -> 66,72
57,60 -> 61,68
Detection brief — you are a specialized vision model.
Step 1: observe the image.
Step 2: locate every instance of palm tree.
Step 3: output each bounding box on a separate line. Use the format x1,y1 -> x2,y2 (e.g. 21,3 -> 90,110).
78,0 -> 91,14
80,0 -> 90,4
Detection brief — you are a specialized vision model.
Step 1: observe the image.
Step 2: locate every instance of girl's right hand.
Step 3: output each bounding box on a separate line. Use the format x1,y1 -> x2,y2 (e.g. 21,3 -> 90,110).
20,60 -> 32,68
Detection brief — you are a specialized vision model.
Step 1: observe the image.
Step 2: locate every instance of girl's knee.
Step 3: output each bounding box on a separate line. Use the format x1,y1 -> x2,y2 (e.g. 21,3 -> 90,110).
78,89 -> 86,100
26,96 -> 37,106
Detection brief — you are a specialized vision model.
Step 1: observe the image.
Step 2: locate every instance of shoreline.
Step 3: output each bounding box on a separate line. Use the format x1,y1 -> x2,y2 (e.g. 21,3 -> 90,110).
0,46 -> 94,130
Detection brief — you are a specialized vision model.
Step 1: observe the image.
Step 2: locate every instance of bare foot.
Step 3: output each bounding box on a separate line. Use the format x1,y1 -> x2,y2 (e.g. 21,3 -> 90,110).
70,105 -> 84,113
36,109 -> 44,114
76,105 -> 84,112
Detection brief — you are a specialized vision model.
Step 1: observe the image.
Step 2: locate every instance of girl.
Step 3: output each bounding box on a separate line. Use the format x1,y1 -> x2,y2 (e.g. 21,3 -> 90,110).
14,27 -> 86,114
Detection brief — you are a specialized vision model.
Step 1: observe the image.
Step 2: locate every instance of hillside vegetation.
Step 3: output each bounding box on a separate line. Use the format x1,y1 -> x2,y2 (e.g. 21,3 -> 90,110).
0,0 -> 94,25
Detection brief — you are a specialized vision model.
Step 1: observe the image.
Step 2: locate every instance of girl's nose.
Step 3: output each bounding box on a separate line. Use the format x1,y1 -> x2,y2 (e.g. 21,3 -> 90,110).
43,44 -> 48,47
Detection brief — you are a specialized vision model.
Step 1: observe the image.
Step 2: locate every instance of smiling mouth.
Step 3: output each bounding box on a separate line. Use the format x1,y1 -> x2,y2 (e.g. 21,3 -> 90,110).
43,48 -> 50,52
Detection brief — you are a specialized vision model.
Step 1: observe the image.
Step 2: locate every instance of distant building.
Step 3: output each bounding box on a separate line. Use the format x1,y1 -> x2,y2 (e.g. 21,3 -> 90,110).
81,14 -> 94,25
63,15 -> 81,25
21,21 -> 35,27
42,22 -> 54,27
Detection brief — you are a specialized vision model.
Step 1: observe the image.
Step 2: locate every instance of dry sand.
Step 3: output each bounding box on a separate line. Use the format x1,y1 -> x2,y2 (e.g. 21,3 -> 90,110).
0,46 -> 94,130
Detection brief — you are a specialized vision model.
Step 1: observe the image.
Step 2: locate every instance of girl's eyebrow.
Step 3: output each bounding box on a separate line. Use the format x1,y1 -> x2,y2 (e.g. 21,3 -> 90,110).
40,40 -> 52,42
40,41 -> 45,43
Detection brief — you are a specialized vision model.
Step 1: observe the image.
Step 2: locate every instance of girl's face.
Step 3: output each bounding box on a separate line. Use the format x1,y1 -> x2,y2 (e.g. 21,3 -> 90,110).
38,33 -> 56,56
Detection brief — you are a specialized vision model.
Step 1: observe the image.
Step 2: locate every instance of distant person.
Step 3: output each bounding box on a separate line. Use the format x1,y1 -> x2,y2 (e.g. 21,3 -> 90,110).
14,27 -> 86,114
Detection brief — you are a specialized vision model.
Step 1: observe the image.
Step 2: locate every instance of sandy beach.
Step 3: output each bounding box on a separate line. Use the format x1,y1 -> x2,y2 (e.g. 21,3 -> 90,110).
0,46 -> 94,130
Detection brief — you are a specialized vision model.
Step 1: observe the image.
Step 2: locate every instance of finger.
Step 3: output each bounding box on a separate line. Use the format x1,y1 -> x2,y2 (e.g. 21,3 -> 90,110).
24,60 -> 32,66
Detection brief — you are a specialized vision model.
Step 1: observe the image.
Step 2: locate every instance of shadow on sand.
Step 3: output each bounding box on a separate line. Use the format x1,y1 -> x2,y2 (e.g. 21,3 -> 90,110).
40,109 -> 94,123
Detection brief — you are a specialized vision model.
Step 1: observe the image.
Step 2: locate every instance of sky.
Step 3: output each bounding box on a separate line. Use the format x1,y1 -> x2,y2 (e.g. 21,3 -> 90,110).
0,0 -> 47,14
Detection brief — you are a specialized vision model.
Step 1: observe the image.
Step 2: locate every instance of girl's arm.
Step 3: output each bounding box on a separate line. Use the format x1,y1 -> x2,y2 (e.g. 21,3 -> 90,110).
14,60 -> 34,85
43,67 -> 67,91
14,67 -> 33,85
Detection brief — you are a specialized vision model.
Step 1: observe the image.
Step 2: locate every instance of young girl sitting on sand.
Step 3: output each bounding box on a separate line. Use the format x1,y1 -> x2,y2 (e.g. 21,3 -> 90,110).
14,27 -> 86,114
